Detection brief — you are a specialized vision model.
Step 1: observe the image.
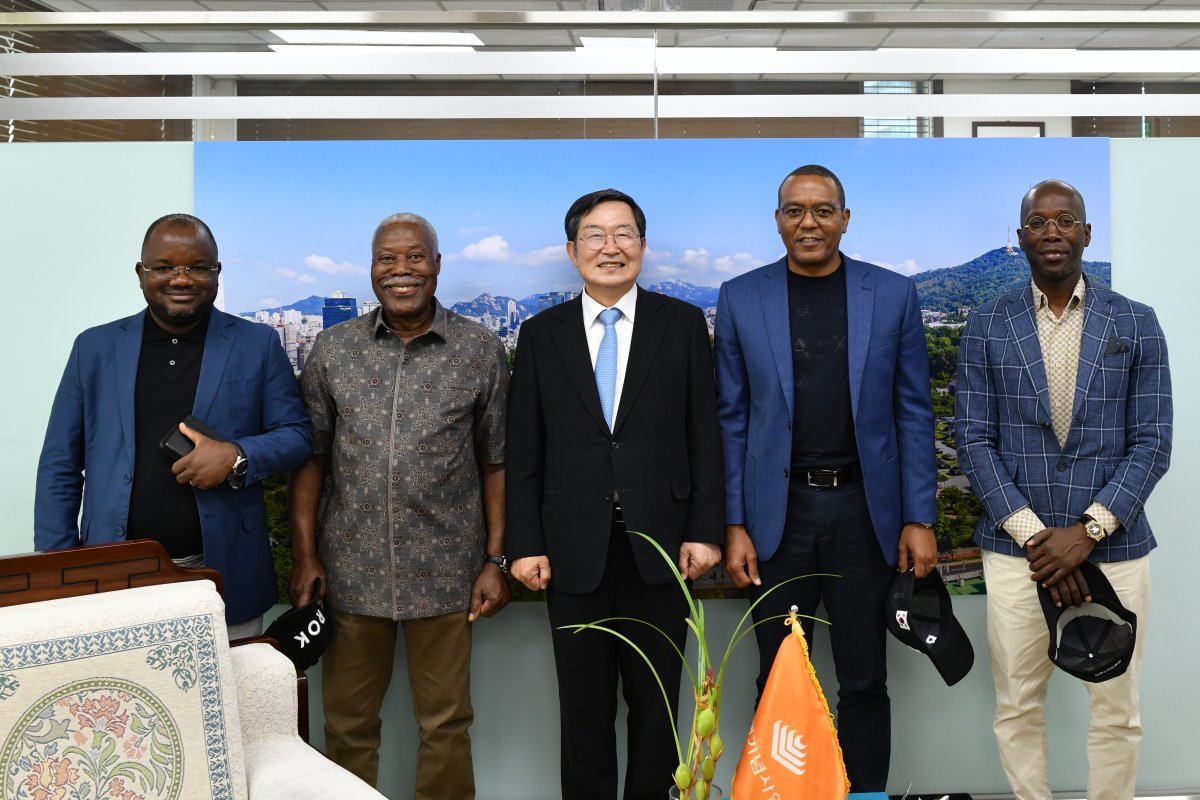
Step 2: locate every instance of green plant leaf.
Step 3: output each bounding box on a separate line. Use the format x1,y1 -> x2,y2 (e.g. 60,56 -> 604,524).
556,621 -> 683,765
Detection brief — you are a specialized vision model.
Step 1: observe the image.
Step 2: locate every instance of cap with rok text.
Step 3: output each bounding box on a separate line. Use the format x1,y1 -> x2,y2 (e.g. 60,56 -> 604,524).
264,578 -> 330,671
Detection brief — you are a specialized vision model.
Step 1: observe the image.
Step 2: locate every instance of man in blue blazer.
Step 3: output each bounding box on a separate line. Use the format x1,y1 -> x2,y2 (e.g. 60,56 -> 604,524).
956,180 -> 1171,800
715,165 -> 937,792
35,214 -> 313,634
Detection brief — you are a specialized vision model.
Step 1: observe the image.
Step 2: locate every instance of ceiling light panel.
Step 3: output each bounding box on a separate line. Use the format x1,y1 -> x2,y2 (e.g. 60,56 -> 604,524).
272,29 -> 484,45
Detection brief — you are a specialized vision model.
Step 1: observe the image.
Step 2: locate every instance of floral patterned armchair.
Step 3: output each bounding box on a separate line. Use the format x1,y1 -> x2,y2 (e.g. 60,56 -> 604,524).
0,541 -> 384,800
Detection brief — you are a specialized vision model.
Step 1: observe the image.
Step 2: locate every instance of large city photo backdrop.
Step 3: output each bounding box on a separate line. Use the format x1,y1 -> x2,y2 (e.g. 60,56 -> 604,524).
196,137 -> 1112,600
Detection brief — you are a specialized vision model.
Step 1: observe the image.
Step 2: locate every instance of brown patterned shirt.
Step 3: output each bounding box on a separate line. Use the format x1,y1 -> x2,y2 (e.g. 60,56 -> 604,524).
300,301 -> 508,619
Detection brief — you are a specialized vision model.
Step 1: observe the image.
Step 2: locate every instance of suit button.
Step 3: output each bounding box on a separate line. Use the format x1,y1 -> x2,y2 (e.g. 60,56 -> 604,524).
611,441 -> 621,450
123,474 -> 131,484
1057,461 -> 1068,472
603,490 -> 613,501
783,468 -> 790,478
787,421 -> 792,430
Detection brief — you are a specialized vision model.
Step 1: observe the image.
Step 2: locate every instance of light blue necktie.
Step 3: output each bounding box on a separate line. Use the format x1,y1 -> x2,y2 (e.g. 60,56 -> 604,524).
595,308 -> 622,429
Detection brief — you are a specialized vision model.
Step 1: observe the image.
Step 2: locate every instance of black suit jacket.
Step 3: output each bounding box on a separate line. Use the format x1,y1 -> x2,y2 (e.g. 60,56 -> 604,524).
506,287 -> 725,593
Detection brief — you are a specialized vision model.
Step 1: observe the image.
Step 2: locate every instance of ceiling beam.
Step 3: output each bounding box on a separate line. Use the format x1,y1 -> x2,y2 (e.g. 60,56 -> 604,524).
4,93 -> 1197,120
2,48 -> 1197,79
3,10 -> 1200,32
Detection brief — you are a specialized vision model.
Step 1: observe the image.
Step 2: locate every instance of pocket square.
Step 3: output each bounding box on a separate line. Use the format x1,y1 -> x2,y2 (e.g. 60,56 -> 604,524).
1104,336 -> 1130,356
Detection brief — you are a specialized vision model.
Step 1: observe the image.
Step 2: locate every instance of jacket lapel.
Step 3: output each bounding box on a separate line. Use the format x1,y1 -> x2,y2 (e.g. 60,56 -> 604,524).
551,297 -> 610,434
116,313 -> 144,468
1005,287 -> 1054,426
613,287 -> 667,434
193,310 -> 235,422
843,257 -> 874,418
758,259 -> 794,419
1068,285 -> 1113,440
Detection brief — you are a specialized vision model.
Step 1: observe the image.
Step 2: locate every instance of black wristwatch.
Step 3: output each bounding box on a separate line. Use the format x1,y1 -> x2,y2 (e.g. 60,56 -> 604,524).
484,553 -> 509,575
228,443 -> 249,489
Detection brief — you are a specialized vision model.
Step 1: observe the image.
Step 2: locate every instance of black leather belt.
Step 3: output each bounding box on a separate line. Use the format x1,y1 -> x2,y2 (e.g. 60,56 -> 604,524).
797,463 -> 861,487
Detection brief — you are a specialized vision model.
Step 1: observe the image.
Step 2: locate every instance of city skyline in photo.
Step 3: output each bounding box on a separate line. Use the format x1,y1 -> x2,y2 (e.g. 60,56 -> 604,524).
196,137 -> 1111,314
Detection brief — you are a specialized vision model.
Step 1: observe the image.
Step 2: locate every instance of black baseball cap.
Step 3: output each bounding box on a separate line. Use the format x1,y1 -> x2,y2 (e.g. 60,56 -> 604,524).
264,579 -> 330,671
1037,560 -> 1136,683
886,569 -> 974,686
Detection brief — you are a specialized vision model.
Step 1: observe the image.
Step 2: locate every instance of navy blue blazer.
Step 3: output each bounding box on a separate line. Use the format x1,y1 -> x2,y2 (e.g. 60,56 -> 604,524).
955,280 -> 1172,561
714,255 -> 937,564
35,309 -> 313,623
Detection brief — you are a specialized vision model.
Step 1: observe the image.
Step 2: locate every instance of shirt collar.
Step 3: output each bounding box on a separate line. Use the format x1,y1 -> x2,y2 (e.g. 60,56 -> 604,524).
1031,274 -> 1086,312
581,284 -> 638,327
143,306 -> 211,343
371,298 -> 447,341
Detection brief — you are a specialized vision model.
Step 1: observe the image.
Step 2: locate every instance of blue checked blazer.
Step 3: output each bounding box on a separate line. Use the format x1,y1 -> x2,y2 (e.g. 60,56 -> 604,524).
954,278 -> 1172,561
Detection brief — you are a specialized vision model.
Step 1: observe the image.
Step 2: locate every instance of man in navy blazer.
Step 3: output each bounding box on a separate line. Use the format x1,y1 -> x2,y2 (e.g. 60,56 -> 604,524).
35,214 -> 312,633
956,180 -> 1171,800
715,165 -> 937,792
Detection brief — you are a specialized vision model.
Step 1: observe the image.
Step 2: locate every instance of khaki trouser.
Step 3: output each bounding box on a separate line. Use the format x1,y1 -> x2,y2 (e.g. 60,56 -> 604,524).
322,609 -> 475,800
982,550 -> 1150,800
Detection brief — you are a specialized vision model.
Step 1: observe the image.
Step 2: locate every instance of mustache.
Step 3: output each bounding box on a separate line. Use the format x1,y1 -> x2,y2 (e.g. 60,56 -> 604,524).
380,275 -> 426,288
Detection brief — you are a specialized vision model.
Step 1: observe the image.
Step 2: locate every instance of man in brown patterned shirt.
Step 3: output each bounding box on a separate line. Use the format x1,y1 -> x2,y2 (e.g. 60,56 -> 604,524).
288,212 -> 510,799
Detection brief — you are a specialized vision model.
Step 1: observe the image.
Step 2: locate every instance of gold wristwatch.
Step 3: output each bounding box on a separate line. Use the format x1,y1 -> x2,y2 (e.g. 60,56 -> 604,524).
1081,514 -> 1108,543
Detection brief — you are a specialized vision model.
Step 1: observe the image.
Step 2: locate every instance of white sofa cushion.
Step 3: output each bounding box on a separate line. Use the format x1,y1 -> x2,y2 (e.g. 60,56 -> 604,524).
0,580 -> 248,800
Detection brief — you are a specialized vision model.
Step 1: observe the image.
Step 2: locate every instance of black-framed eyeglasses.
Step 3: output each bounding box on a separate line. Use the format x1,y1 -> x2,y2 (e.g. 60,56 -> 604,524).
139,263 -> 220,281
576,231 -> 642,252
778,204 -> 842,223
1024,214 -> 1083,235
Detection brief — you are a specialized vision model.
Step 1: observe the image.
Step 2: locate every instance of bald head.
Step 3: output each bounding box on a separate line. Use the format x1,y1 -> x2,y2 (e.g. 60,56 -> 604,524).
1021,179 -> 1085,224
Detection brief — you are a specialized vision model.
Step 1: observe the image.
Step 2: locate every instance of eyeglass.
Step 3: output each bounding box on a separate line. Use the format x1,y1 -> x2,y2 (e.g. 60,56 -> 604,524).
1024,214 -> 1083,235
576,231 -> 642,252
778,204 -> 842,223
139,263 -> 220,280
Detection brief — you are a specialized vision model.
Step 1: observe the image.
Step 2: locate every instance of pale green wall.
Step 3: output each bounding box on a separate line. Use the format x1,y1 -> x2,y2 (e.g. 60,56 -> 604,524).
0,142 -> 193,558
4,139 -> 1197,799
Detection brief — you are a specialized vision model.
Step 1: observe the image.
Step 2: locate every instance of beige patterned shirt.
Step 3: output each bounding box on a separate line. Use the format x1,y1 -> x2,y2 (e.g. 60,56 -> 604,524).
300,302 -> 508,619
1003,277 -> 1119,545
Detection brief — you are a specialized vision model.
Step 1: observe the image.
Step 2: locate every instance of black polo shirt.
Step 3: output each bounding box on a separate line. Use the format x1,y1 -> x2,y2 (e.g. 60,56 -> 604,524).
127,309 -> 208,558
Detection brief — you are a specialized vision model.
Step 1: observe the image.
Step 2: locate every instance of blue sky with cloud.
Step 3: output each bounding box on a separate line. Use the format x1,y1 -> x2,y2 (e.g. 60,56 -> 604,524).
196,138 -> 1110,314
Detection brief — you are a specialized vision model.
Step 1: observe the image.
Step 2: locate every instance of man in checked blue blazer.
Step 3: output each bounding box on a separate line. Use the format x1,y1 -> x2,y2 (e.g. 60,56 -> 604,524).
35,214 -> 313,635
955,180 -> 1171,800
715,165 -> 938,792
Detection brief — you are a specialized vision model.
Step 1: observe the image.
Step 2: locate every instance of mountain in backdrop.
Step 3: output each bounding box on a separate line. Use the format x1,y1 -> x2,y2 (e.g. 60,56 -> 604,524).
450,282 -> 721,322
248,295 -> 326,316
913,247 -> 1111,312
645,280 -> 720,308
248,248 -> 1113,319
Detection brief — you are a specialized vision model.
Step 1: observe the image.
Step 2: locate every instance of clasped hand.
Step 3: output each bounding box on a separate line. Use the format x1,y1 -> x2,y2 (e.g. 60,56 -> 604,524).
1025,524 -> 1094,607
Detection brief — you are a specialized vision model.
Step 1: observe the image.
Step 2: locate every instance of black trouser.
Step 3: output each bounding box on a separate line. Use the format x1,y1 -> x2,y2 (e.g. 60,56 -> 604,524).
748,479 -> 893,793
547,508 -> 690,800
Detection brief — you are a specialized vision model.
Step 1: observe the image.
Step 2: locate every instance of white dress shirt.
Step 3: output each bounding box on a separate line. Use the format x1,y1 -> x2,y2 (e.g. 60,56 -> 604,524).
581,285 -> 637,429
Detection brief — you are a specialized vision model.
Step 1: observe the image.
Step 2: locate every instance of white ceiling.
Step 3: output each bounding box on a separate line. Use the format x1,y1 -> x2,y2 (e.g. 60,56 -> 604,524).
12,1 -> 1200,84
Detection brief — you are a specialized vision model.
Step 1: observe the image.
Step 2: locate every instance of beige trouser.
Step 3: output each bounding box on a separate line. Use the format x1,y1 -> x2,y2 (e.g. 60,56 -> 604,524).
322,609 -> 475,800
982,550 -> 1150,800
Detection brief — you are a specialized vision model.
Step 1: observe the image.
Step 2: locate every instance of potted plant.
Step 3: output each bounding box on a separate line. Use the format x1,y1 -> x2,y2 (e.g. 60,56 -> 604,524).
562,531 -> 819,800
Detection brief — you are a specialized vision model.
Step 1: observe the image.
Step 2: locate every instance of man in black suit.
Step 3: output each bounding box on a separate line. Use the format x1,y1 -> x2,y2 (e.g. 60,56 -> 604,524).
507,189 -> 725,800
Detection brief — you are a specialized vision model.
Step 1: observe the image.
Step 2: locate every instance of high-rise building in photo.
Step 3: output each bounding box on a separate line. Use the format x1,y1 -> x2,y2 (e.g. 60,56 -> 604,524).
322,292 -> 356,330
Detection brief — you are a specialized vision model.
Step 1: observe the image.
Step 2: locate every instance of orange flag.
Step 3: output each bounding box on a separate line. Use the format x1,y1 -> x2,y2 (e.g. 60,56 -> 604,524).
731,611 -> 849,800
